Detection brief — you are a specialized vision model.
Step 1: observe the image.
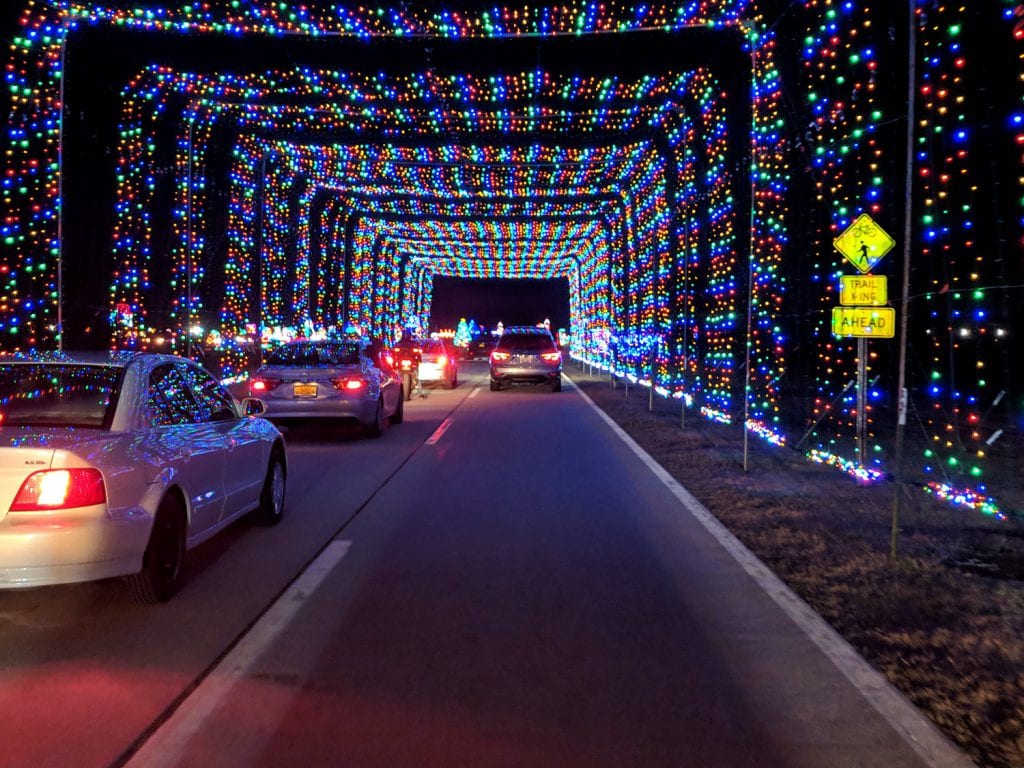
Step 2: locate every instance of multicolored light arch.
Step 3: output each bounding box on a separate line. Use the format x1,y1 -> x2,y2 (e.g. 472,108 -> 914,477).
2,1 -> 1022,517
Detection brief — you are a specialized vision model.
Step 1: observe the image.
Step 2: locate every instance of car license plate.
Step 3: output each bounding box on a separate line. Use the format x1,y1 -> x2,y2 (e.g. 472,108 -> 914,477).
293,382 -> 317,398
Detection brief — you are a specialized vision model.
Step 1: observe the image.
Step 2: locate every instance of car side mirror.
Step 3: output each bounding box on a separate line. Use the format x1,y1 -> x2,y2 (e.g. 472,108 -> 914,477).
241,397 -> 267,417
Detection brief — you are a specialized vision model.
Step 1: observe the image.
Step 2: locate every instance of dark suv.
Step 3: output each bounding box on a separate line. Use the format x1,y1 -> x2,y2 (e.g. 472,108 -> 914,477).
489,327 -> 562,392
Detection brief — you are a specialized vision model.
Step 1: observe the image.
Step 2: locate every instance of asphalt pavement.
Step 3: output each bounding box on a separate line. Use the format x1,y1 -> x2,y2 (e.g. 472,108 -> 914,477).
124,366 -> 974,768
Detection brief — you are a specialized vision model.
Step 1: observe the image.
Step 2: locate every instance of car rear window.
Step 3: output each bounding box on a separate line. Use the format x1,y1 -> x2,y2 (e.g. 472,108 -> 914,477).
0,363 -> 122,429
496,334 -> 555,352
264,341 -> 361,367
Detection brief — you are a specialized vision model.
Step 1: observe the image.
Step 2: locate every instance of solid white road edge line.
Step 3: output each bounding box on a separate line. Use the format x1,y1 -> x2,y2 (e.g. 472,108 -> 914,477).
469,386 -> 481,398
425,417 -> 453,445
567,374 -> 976,768
124,539 -> 353,768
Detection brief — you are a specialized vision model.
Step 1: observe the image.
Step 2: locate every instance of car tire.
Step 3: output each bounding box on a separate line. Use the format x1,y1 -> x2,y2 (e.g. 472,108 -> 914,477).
402,373 -> 413,401
252,449 -> 286,527
442,374 -> 453,389
389,391 -> 404,424
551,376 -> 562,393
490,379 -> 500,391
125,494 -> 186,604
365,397 -> 386,438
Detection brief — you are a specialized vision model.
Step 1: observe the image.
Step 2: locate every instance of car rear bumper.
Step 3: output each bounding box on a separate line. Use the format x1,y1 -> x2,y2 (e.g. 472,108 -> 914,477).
418,362 -> 453,383
263,398 -> 377,425
490,366 -> 561,385
0,506 -> 150,588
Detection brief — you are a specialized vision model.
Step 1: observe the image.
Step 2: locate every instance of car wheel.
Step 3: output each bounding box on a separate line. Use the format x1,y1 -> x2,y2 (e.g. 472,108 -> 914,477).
389,390 -> 404,424
252,449 -> 286,526
442,373 -> 453,389
490,379 -> 500,391
551,376 -> 562,393
125,494 -> 186,604
365,397 -> 386,438
402,373 -> 413,401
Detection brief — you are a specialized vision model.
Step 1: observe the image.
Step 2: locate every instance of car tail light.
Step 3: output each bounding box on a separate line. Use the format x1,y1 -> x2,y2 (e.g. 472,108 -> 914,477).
10,468 -> 106,512
330,377 -> 366,391
251,377 -> 281,393
397,358 -> 415,370
491,351 -> 510,362
540,352 -> 562,363
437,354 -> 448,368
384,353 -> 395,368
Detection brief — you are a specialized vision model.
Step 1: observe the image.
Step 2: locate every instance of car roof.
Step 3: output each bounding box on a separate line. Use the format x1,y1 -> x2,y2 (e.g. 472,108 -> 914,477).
0,350 -> 169,367
500,326 -> 552,335
273,338 -> 362,346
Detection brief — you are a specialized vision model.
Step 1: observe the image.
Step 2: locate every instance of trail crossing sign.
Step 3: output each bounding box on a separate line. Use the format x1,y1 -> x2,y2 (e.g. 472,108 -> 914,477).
831,307 -> 896,338
839,275 -> 888,306
834,214 -> 895,273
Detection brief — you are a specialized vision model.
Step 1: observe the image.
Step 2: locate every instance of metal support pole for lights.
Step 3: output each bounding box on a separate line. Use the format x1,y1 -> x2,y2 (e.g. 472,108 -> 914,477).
254,151 -> 267,368
742,43 -> 758,472
649,338 -> 656,412
891,0 -> 917,560
681,221 -> 689,431
56,29 -> 67,351
185,117 -> 194,359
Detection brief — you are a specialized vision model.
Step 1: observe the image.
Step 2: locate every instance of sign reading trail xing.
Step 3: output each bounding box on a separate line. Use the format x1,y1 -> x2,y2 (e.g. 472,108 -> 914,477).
839,275 -> 887,306
831,307 -> 896,338
833,213 -> 895,273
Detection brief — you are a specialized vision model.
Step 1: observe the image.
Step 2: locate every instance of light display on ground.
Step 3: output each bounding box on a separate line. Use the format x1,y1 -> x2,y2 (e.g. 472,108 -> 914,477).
0,1 -> 1021,519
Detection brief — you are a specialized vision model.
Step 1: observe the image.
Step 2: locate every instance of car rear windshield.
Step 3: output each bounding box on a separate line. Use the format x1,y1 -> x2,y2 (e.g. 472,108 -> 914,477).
264,341 -> 361,367
0,364 -> 122,429
497,334 -> 555,352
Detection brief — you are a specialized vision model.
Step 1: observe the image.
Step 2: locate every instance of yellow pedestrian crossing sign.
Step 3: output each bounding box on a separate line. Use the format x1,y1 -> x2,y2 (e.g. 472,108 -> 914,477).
833,213 -> 895,273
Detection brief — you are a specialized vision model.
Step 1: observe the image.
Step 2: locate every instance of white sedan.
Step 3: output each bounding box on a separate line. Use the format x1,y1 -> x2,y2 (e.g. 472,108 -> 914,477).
0,351 -> 286,602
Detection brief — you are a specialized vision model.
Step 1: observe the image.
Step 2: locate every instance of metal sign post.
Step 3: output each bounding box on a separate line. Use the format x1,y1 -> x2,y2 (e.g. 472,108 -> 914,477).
857,337 -> 868,467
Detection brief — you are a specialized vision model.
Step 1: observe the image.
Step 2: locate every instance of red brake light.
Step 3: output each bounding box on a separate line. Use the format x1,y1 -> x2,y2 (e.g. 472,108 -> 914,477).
10,468 -> 106,512
540,352 -> 562,362
384,353 -> 395,368
491,351 -> 511,362
331,377 -> 366,391
437,354 -> 448,367
251,378 -> 281,393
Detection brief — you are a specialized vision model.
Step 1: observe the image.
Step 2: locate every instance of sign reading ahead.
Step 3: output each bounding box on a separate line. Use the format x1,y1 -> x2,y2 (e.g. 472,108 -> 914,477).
831,307 -> 896,338
839,275 -> 888,306
833,213 -> 895,273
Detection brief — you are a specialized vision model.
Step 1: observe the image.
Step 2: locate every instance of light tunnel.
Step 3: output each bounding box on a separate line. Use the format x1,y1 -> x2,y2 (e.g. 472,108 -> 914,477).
6,2 -> 1018,515
101,29 -> 770,424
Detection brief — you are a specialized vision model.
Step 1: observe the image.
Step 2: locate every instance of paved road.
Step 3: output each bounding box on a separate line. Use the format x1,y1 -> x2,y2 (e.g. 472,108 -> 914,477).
0,362 -> 972,767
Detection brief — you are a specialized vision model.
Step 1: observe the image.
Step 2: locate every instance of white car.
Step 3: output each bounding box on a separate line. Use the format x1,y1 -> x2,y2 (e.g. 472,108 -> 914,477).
416,338 -> 458,389
0,351 -> 286,602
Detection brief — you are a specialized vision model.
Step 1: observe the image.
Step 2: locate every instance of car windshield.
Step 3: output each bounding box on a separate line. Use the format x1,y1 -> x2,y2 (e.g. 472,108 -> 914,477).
498,334 -> 554,352
0,363 -> 122,429
264,341 -> 361,367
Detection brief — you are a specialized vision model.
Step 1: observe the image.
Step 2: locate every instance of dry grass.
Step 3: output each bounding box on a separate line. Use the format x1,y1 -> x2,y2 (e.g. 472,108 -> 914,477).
571,368 -> 1024,768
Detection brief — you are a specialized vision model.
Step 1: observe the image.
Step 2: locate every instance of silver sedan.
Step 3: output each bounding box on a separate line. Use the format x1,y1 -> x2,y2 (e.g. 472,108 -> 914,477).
0,351 -> 286,602
249,339 -> 404,435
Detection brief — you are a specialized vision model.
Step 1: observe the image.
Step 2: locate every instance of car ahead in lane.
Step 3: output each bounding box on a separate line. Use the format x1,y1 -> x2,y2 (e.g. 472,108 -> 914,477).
489,326 -> 563,392
249,338 -> 403,436
0,351 -> 286,603
464,334 -> 497,360
416,337 -> 458,390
